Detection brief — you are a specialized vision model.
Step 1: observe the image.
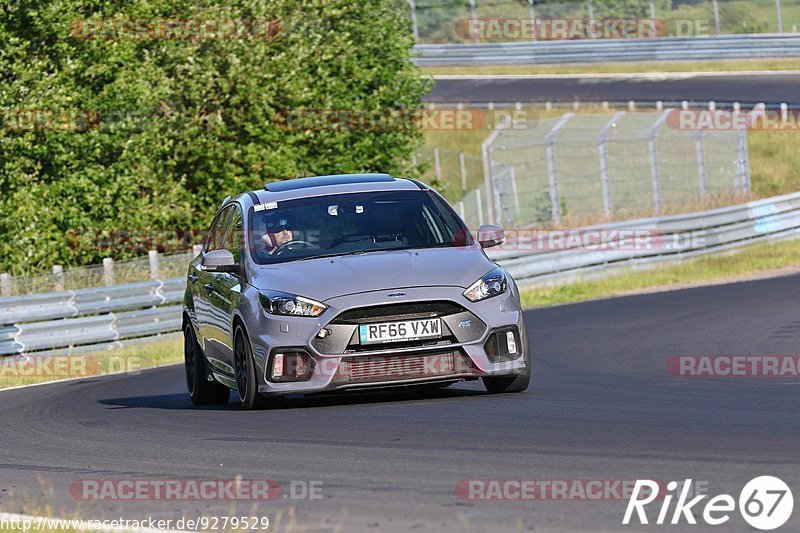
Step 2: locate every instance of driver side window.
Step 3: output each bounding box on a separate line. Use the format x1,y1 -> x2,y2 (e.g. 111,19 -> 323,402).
204,206 -> 234,253
223,206 -> 244,262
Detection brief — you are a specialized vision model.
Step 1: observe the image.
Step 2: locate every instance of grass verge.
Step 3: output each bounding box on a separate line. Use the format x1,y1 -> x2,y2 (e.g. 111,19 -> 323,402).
421,58 -> 800,77
0,336 -> 183,390
520,237 -> 800,308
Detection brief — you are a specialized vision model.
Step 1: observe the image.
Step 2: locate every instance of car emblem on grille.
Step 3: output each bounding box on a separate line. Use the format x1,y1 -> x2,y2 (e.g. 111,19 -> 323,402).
387,292 -> 406,298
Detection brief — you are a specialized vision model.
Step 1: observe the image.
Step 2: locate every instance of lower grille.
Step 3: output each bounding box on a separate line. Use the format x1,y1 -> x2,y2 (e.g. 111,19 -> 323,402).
332,351 -> 475,384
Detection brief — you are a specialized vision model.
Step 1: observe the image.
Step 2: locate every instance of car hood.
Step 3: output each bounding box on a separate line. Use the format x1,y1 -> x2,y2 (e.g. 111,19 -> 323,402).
248,247 -> 495,301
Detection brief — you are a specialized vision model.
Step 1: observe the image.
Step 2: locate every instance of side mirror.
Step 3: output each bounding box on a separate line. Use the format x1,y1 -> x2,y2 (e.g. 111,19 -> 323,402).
202,249 -> 237,272
477,224 -> 505,249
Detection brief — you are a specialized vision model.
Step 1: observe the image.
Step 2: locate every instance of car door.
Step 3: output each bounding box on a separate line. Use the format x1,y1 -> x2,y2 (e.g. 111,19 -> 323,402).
193,205 -> 234,366
205,204 -> 246,368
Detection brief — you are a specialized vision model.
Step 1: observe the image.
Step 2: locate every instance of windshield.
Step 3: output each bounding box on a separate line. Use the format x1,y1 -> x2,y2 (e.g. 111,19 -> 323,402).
248,190 -> 472,264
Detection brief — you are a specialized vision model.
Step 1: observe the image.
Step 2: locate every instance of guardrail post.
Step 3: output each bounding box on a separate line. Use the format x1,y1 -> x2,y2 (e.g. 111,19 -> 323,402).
781,102 -> 789,122
777,0 -> 783,33
459,152 -> 468,195
481,115 -> 511,225
52,265 -> 64,292
598,112 -> 625,219
148,250 -> 160,280
544,113 -> 574,224
0,273 -> 10,297
406,0 -> 419,42
433,147 -> 441,181
712,0 -> 720,35
103,258 -> 115,287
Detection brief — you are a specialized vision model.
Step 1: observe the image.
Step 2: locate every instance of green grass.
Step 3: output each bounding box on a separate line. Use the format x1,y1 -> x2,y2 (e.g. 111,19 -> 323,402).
422,58 -> 800,77
0,336 -> 182,390
520,236 -> 800,308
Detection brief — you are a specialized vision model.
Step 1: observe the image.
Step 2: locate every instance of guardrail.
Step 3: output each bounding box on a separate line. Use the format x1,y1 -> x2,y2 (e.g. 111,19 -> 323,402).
414,34 -> 800,66
2,190 -> 800,356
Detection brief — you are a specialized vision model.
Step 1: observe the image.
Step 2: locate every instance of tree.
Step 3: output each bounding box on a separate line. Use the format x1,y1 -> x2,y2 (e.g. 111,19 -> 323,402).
0,0 -> 429,274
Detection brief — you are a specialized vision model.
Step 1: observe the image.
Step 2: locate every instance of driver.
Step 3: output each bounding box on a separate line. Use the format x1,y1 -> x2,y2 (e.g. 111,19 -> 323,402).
261,217 -> 294,255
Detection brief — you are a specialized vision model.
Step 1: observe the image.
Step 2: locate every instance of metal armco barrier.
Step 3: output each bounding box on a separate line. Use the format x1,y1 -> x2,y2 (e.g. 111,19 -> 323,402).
3,189 -> 800,356
414,34 -> 800,66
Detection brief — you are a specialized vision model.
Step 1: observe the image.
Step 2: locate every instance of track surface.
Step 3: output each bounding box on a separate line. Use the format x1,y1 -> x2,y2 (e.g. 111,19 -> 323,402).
2,275 -> 800,531
425,72 -> 800,105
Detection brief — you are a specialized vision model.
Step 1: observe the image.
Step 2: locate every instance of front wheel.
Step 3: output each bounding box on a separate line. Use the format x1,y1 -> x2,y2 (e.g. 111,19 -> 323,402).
185,323 -> 230,405
234,325 -> 269,410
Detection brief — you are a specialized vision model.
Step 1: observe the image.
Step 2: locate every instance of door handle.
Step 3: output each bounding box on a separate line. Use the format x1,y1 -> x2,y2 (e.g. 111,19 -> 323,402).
188,274 -> 198,283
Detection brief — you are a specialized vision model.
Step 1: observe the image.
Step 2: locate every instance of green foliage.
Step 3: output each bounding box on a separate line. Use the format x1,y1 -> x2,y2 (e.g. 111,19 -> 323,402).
0,0 -> 428,275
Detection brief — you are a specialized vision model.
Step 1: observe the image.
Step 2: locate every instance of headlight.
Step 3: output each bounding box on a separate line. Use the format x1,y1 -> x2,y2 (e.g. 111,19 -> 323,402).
463,267 -> 508,302
259,290 -> 327,317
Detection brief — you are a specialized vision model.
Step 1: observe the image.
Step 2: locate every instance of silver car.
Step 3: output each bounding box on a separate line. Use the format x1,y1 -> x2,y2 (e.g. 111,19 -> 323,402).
183,173 -> 530,409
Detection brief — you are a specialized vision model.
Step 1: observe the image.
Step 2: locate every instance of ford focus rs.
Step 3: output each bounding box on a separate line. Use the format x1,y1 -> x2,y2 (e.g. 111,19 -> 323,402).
183,173 -> 530,409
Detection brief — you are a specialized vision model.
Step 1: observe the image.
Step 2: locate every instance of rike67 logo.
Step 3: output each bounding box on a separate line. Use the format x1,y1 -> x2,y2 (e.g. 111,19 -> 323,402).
624,477 -> 794,530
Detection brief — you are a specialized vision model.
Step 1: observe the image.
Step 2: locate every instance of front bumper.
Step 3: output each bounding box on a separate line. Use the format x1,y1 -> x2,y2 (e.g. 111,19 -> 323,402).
243,286 -> 527,395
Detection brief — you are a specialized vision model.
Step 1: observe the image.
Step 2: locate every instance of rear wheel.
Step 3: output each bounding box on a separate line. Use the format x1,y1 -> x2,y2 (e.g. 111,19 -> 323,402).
234,325 -> 269,410
184,323 -> 230,405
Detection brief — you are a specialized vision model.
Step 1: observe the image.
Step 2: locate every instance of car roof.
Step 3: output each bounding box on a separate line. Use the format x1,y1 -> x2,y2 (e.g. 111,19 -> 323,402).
224,174 -> 428,209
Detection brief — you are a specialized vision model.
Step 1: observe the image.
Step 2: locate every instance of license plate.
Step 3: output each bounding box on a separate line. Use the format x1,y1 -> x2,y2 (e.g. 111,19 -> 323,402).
358,318 -> 442,345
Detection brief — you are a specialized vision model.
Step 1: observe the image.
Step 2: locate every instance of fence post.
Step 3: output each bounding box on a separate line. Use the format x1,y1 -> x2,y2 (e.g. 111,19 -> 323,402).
544,113 -> 574,224
459,152 -> 468,195
649,0 -> 656,20
475,188 -> 485,226
0,273 -> 10,297
777,0 -> 783,33
528,0 -> 537,41
148,250 -> 160,280
696,130 -> 708,198
433,147 -> 442,181
647,110 -> 670,214
737,130 -> 752,195
457,200 -> 466,221
587,1 -> 596,38
481,114 -> 511,225
712,0 -> 720,35
192,243 -> 203,256
468,0 -> 479,42
598,112 -> 625,219
407,0 -> 419,41
52,265 -> 65,292
103,258 -> 115,287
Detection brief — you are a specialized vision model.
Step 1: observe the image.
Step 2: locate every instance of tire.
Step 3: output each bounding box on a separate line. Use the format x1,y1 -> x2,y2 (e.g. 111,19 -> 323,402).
184,323 -> 230,405
482,345 -> 531,394
234,324 -> 269,410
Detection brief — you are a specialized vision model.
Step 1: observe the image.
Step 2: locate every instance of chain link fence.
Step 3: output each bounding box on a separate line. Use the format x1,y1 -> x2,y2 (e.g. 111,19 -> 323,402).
0,250 -> 195,297
469,110 -> 750,228
410,0 -> 800,44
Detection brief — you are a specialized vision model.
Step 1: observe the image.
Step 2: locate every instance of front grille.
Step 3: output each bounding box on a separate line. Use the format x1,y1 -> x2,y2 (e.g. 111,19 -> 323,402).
331,301 -> 466,324
332,350 -> 475,384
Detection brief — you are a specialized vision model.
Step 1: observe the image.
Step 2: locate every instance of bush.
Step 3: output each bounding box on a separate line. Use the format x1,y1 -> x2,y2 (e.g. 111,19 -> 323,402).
0,0 -> 429,275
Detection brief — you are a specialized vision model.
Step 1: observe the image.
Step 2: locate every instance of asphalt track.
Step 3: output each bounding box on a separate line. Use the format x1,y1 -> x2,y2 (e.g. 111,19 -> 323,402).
425,72 -> 800,105
1,274 -> 800,531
